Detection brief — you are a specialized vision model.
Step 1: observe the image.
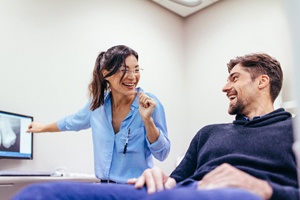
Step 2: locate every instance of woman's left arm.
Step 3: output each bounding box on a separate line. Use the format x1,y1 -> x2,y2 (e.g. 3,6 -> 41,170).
138,92 -> 170,161
138,92 -> 159,143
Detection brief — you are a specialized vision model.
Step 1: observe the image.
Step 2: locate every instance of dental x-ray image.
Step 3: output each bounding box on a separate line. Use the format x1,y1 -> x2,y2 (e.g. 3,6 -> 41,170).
0,115 -> 21,152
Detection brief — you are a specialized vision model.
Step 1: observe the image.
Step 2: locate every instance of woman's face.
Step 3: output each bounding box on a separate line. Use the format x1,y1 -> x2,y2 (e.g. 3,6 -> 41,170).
105,55 -> 140,97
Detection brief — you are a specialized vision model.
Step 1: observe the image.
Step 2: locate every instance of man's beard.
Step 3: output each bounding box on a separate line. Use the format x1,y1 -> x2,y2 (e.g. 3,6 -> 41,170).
228,98 -> 246,115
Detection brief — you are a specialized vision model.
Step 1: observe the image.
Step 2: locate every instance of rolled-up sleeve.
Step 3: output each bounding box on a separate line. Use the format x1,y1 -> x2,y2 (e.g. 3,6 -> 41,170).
146,93 -> 170,161
147,129 -> 170,161
57,101 -> 91,132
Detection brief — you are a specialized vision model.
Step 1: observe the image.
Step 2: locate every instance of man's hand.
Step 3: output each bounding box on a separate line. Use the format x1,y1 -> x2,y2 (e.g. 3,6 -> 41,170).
198,163 -> 273,200
127,167 -> 176,194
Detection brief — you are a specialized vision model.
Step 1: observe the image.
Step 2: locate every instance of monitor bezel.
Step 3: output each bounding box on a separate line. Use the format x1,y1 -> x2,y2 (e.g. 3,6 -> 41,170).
0,110 -> 33,160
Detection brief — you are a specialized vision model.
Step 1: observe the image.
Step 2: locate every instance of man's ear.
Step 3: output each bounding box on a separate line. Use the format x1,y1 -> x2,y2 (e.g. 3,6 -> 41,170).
258,75 -> 270,89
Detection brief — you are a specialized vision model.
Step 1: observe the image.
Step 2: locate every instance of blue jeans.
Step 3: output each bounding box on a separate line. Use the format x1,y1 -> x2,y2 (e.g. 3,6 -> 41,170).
12,181 -> 263,200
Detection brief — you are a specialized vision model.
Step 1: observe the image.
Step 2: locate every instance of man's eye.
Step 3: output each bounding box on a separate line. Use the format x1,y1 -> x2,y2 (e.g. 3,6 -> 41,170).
134,69 -> 140,73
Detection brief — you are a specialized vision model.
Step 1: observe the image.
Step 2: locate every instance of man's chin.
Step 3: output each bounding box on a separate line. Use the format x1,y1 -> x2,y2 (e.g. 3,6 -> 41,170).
228,106 -> 238,115
228,110 -> 236,115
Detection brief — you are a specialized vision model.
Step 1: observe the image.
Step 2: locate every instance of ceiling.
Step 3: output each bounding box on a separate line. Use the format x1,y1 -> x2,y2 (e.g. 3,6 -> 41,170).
150,0 -> 221,18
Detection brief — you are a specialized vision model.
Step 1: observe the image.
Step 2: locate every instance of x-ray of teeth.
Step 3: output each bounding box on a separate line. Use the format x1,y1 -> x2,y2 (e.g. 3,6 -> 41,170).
0,116 -> 20,149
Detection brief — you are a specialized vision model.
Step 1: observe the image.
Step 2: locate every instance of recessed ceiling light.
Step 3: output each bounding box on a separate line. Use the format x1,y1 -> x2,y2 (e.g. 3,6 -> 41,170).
168,0 -> 203,7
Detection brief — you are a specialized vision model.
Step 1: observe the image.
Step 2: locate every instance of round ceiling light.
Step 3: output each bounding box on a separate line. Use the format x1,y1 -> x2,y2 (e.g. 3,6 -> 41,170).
168,0 -> 203,7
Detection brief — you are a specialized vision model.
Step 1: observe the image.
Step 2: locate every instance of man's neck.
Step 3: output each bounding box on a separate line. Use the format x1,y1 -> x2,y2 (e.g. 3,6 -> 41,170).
243,104 -> 274,120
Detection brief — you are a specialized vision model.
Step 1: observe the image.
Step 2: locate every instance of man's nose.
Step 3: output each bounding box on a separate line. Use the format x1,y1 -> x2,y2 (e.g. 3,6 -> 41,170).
222,82 -> 231,93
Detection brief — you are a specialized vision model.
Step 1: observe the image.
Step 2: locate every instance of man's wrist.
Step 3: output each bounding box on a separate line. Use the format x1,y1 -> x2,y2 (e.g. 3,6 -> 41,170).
258,180 -> 273,200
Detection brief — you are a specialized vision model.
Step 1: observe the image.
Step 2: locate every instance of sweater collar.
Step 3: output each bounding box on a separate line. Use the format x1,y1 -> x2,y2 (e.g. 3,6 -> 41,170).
233,108 -> 292,127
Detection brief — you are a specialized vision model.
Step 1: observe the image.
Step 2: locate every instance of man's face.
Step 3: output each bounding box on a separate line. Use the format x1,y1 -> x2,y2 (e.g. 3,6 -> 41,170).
222,64 -> 258,115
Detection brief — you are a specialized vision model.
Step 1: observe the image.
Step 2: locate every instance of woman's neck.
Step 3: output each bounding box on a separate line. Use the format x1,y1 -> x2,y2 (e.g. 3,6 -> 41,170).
111,93 -> 135,109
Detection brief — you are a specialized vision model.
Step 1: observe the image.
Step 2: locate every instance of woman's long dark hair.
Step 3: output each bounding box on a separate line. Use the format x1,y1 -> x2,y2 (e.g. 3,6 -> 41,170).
88,45 -> 138,110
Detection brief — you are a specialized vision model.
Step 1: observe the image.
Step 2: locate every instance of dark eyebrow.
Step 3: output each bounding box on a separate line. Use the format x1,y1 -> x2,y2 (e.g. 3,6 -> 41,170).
125,65 -> 139,68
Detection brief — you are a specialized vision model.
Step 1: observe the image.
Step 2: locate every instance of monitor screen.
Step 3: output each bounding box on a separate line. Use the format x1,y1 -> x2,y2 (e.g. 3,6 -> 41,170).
0,110 -> 33,159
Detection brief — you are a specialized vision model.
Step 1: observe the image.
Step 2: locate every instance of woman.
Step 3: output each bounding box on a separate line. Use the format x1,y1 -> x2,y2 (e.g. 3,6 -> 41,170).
27,45 -> 170,183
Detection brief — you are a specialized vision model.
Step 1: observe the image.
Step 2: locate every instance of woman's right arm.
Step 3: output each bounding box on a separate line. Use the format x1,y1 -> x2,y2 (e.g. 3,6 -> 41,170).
27,122 -> 60,133
28,101 -> 92,134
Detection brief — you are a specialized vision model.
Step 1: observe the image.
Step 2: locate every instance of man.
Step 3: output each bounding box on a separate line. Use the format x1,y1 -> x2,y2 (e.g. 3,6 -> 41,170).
13,53 -> 299,200
129,53 -> 299,200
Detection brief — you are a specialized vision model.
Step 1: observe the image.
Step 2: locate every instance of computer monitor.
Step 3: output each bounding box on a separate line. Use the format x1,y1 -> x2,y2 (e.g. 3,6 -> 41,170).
0,110 -> 33,159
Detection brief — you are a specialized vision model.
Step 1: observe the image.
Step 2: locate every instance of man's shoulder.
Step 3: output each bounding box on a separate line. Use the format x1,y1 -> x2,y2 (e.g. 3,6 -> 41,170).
195,123 -> 233,136
200,123 -> 233,130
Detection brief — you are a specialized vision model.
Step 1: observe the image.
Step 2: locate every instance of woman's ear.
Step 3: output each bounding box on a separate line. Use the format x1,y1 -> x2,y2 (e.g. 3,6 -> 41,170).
102,69 -> 109,79
258,75 -> 270,89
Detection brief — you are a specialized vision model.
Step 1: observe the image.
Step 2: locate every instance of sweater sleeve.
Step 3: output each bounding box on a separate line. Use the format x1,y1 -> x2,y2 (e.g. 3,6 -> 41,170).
269,182 -> 300,200
170,132 -> 199,182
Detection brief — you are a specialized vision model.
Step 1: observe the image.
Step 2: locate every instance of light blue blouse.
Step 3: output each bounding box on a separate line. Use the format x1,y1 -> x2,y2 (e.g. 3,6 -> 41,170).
57,87 -> 170,183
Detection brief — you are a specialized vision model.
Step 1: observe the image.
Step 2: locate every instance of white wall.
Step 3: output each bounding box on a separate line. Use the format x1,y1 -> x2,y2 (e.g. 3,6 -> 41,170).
0,0 -> 296,177
182,0 -> 294,150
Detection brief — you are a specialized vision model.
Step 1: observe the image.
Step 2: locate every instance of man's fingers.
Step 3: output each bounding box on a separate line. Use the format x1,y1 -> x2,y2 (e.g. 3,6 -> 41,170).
127,178 -> 137,185
144,169 -> 159,194
134,175 -> 146,189
131,167 -> 173,194
151,167 -> 164,192
164,177 -> 176,189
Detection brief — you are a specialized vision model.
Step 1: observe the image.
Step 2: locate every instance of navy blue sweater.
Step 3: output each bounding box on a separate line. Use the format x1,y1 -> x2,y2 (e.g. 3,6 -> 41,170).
170,108 -> 299,200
